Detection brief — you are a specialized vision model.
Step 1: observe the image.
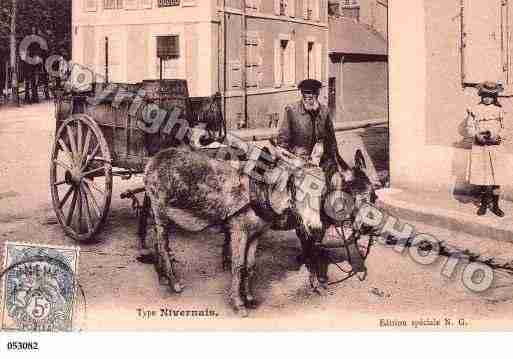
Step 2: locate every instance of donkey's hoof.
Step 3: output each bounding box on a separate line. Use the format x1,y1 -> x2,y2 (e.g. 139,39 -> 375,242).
313,285 -> 327,297
310,275 -> 327,296
231,298 -> 248,317
172,282 -> 184,293
236,307 -> 249,318
158,274 -> 169,286
137,253 -> 157,264
244,297 -> 259,309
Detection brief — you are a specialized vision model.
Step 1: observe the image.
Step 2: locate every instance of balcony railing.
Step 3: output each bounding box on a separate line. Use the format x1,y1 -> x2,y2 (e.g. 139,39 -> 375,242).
158,0 -> 180,7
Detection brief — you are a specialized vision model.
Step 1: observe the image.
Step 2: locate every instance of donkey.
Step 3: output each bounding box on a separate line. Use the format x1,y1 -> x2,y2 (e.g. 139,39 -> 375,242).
144,143 -> 330,316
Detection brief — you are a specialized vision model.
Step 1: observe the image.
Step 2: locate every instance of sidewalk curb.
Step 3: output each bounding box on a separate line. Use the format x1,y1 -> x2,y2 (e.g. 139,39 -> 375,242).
376,188 -> 513,243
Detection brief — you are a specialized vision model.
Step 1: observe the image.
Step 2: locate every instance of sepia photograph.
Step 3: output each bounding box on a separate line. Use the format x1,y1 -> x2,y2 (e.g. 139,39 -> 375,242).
0,0 -> 512,339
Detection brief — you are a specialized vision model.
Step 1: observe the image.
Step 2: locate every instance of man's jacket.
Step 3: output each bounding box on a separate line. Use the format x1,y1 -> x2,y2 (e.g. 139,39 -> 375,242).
277,100 -> 347,172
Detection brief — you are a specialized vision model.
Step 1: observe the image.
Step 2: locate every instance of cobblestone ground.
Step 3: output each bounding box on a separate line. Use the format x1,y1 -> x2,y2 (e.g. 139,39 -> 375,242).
1,103 -> 512,330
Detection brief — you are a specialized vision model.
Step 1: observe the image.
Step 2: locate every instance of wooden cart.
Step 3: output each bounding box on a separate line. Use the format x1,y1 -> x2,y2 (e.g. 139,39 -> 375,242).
50,79 -> 223,242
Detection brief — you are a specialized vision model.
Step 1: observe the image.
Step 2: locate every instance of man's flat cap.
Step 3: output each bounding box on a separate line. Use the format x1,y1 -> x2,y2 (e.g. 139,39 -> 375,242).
298,79 -> 322,93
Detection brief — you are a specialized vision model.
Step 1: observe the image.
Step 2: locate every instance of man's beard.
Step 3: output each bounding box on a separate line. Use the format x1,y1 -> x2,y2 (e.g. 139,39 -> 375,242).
303,99 -> 320,112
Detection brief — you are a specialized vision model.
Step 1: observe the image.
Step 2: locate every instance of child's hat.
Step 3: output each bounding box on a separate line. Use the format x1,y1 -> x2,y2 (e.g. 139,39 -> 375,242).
477,81 -> 504,96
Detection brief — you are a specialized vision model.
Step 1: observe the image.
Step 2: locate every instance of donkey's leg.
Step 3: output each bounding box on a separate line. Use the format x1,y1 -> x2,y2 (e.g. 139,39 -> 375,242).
164,223 -> 184,293
227,220 -> 249,317
222,226 -> 232,271
296,229 -> 326,295
243,237 -> 258,308
136,194 -> 156,264
150,199 -> 183,293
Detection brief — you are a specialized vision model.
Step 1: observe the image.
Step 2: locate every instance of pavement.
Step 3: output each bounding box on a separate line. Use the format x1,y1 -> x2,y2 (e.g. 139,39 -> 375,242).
377,187 -> 513,243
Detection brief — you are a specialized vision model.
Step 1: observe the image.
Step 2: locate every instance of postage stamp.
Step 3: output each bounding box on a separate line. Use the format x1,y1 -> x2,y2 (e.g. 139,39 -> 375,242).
1,242 -> 80,332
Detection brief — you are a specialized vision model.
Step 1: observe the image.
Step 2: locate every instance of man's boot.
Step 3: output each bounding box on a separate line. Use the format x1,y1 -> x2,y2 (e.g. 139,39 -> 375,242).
477,189 -> 489,216
491,194 -> 505,217
346,241 -> 367,281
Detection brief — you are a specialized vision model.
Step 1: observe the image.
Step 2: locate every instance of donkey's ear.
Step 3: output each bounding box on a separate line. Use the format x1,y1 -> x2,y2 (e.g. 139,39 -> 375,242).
354,149 -> 367,170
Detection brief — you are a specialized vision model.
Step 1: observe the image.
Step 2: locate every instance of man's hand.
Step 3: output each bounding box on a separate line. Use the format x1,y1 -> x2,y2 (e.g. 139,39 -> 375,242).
340,168 -> 353,182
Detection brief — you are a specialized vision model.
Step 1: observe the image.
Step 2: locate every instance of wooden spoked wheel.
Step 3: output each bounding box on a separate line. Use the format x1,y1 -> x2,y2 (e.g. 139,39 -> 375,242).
50,114 -> 112,242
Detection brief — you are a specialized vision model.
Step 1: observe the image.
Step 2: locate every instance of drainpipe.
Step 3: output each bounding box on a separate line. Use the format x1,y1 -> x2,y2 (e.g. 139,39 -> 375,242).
240,0 -> 247,128
460,0 -> 465,86
105,37 -> 109,84
221,0 -> 227,124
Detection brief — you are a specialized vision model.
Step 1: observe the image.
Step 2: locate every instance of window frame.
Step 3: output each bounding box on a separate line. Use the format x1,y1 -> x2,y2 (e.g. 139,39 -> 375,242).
103,0 -> 123,9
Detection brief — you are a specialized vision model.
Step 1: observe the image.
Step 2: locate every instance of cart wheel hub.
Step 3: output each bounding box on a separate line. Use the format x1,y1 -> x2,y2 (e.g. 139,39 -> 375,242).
65,168 -> 82,186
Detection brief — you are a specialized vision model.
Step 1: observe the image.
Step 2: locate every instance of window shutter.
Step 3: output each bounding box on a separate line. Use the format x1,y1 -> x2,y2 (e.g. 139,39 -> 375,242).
303,41 -> 309,79
104,0 -> 115,8
274,0 -> 281,15
274,39 -> 282,87
247,68 -> 257,88
124,0 -> 138,10
230,60 -> 242,88
141,0 -> 152,8
288,0 -> 295,17
157,36 -> 180,59
256,36 -> 263,66
246,31 -> 258,66
462,0 -> 503,84
315,43 -> 322,81
310,0 -> 321,21
287,40 -> 296,84
303,0 -> 310,19
85,0 -> 97,11
245,0 -> 256,9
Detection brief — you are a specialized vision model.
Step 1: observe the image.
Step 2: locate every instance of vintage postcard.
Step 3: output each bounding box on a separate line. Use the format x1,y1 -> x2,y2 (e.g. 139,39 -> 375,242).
1,0 -> 513,337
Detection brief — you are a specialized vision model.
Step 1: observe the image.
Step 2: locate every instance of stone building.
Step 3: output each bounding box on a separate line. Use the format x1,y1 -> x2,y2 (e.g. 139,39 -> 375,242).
327,0 -> 388,122
72,0 -> 329,129
390,0 -> 513,199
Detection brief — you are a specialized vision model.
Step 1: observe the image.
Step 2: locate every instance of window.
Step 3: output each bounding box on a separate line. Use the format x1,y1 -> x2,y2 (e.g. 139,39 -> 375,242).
229,61 -> 242,89
280,0 -> 287,15
158,0 -> 180,6
84,0 -> 97,12
305,41 -> 322,81
124,0 -> 138,9
104,0 -> 123,9
245,0 -> 258,11
340,0 -> 359,19
461,0 -> 508,84
304,0 -> 319,21
274,37 -> 295,87
275,0 -> 294,17
141,0 -> 152,8
157,36 -> 180,59
156,35 -> 180,79
341,0 -> 359,7
307,41 -> 314,79
246,32 -> 260,88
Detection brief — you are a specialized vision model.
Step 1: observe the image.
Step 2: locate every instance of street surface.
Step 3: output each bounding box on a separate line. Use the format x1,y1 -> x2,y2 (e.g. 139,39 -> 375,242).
1,102 -> 513,330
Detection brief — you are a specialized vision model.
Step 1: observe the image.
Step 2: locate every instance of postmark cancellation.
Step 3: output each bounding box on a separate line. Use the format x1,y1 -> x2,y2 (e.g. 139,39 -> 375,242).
1,242 -> 80,332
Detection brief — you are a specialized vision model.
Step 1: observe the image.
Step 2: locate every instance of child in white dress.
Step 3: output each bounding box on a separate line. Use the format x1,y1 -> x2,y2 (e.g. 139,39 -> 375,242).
466,81 -> 506,217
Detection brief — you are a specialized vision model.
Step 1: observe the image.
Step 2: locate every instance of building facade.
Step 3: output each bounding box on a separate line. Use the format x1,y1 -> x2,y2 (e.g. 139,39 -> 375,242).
327,0 -> 388,122
72,0 -> 329,129
390,0 -> 513,199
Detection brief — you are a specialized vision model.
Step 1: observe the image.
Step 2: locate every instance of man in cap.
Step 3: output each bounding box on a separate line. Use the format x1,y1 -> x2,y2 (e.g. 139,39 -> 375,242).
276,79 -> 364,288
277,79 -> 350,180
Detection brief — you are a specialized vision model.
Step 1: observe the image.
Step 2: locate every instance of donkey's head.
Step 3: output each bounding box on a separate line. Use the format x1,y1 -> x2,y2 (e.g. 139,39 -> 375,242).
322,149 -> 377,230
